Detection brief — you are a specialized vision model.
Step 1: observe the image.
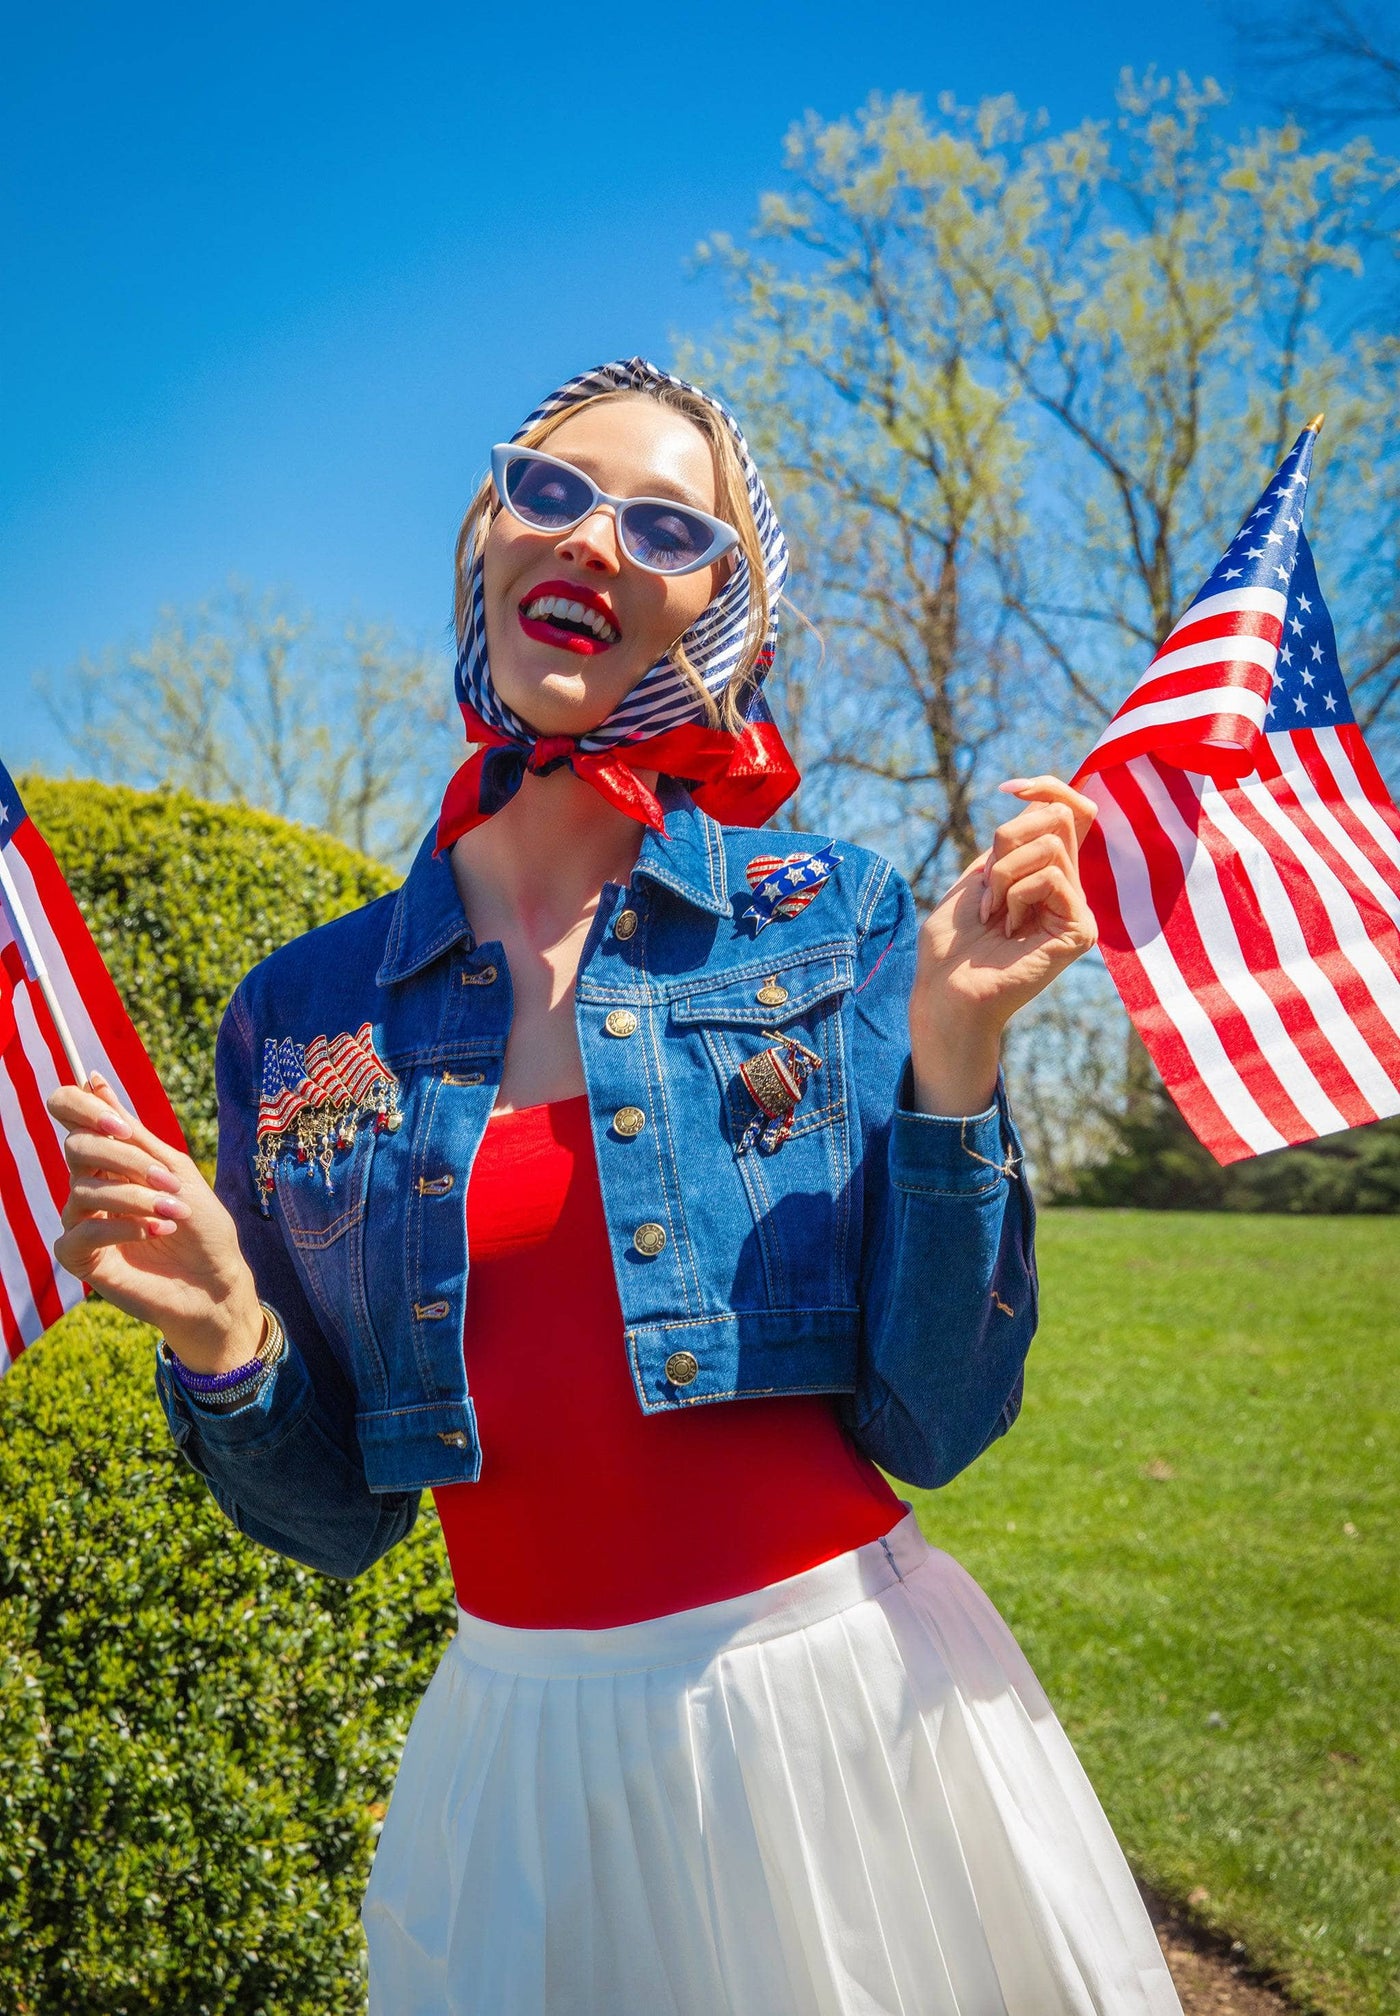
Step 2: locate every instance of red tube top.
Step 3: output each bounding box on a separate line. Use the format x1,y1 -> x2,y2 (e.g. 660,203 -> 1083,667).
433,1095 -> 901,1627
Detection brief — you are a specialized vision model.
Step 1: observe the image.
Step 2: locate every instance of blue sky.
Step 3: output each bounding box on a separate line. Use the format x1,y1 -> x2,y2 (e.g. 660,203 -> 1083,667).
2,0 -> 1233,771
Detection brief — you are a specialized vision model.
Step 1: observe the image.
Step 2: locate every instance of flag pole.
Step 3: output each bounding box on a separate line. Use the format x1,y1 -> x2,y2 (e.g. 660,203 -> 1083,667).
0,846 -> 89,1087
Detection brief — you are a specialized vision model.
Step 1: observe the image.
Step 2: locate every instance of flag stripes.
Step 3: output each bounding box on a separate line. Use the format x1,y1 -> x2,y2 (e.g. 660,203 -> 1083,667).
1082,724 -> 1400,1163
0,768 -> 184,1362
1075,420 -> 1400,1166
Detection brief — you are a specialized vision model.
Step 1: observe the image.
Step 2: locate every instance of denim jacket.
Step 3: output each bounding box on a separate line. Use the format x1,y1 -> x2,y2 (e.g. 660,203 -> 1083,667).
155,788 -> 1037,1579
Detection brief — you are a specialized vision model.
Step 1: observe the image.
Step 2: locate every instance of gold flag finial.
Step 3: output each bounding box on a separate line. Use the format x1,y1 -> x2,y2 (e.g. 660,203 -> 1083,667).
1307,412 -> 1325,433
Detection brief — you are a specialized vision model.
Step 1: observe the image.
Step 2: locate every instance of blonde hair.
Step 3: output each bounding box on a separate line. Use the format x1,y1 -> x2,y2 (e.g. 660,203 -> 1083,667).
452,386 -> 772,732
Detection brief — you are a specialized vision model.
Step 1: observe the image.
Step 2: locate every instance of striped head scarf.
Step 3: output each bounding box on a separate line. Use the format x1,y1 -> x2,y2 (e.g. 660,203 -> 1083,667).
435,357 -> 799,849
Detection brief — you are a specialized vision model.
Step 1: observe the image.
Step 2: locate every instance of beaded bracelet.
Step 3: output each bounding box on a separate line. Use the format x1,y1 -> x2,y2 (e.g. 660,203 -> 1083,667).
165,1304 -> 286,1400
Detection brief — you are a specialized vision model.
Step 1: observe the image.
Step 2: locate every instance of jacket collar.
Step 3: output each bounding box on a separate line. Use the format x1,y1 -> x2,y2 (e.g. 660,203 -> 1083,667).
376,832 -> 477,986
631,780 -> 731,919
377,787 -> 731,987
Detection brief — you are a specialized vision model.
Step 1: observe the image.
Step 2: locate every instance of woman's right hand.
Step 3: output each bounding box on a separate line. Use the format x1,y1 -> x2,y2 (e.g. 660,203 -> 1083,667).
45,1071 -> 264,1375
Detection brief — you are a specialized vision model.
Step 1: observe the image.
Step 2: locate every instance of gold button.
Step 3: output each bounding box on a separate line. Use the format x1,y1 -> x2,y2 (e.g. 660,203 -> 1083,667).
633,1222 -> 667,1257
613,1106 -> 646,1138
664,1350 -> 699,1386
614,908 -> 639,940
756,980 -> 789,1006
605,1009 -> 639,1038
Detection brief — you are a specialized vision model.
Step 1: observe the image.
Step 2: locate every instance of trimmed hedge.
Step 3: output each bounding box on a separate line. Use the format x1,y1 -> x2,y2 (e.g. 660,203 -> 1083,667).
18,778 -> 401,1166
0,1300 -> 456,2014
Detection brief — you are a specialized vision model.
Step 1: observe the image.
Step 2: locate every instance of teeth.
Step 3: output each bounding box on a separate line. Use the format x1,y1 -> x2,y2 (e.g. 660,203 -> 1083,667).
523,594 -> 618,642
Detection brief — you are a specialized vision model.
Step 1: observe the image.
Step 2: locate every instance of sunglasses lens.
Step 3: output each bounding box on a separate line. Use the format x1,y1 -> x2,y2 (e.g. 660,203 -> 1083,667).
503,454 -> 594,529
619,502 -> 717,573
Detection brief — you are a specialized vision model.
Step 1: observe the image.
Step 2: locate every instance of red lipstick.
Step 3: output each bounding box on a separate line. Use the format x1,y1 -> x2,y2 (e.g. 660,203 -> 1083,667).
517,578 -> 621,656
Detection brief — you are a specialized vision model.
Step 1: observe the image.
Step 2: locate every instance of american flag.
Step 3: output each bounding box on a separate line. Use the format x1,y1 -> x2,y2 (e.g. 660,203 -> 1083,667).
0,762 -> 185,1363
1075,421 -> 1400,1164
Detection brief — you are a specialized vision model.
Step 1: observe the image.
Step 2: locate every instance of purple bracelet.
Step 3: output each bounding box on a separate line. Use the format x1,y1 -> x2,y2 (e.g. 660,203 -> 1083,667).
169,1351 -> 265,1395
165,1306 -> 283,1395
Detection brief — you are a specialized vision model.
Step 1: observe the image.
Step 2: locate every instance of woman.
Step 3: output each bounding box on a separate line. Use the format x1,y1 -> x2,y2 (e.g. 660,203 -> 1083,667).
48,359 -> 1180,2015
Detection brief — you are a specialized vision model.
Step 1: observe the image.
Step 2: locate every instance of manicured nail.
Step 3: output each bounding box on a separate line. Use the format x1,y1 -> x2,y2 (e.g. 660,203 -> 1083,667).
148,1218 -> 178,1236
152,1196 -> 191,1221
98,1113 -> 133,1138
978,889 -> 991,924
998,779 -> 1029,793
146,1164 -> 182,1193
89,1071 -> 109,1090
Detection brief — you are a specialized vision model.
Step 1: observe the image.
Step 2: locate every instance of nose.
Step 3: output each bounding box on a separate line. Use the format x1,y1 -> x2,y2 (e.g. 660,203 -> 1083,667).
555,506 -> 622,575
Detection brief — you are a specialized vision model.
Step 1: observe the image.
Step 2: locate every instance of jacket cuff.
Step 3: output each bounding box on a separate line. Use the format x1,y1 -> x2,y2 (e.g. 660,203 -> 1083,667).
889,1064 -> 1022,1197
155,1327 -> 313,1455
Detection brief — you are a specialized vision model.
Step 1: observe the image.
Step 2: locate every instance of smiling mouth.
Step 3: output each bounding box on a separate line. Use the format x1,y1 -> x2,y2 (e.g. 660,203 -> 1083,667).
518,588 -> 621,657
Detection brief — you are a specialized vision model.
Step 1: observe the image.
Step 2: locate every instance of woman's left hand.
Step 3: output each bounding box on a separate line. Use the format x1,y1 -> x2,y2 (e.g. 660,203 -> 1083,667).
908,775 -> 1099,1116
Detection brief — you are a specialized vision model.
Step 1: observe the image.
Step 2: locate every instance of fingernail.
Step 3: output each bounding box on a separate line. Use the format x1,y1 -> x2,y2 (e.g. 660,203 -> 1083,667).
89,1071 -> 109,1090
148,1218 -> 179,1236
152,1196 -> 191,1221
98,1114 -> 133,1138
998,779 -> 1029,793
978,890 -> 991,924
146,1164 -> 182,1193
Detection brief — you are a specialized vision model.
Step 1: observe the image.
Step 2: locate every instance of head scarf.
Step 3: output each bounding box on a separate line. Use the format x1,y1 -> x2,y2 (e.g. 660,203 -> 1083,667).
435,357 -> 799,851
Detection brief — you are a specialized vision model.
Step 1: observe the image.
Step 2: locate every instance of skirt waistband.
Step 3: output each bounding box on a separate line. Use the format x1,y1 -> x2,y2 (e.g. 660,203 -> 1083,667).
451,1507 -> 929,1678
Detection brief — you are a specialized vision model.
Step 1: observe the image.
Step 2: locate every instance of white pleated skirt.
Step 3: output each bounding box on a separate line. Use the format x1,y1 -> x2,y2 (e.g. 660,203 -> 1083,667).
362,1510 -> 1181,2016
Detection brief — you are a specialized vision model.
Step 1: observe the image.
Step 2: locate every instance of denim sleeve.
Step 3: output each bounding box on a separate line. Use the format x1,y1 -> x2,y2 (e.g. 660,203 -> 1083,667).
152,984 -> 419,1580
844,866 -> 1038,1488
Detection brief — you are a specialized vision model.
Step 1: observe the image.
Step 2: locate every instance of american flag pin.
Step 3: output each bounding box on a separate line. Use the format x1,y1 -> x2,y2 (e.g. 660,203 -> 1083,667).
253,1021 -> 400,1205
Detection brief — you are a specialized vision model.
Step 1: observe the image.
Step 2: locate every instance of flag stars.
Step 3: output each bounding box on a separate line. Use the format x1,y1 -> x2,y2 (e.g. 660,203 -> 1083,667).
1311,641 -> 1324,662
1301,668 -> 1315,687
1289,616 -> 1304,636
1297,593 -> 1312,613
1324,691 -> 1338,712
1274,565 -> 1290,582
1224,566 -> 1243,580
1279,643 -> 1294,666
1294,695 -> 1308,714
1246,547 -> 1265,560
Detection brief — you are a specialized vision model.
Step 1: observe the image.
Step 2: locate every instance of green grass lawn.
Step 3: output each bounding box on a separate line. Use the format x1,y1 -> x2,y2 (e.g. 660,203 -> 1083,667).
903,1211 -> 1399,2016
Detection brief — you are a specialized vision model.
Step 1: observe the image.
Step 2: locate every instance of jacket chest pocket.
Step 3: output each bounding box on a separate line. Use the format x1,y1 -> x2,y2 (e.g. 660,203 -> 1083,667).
667,949 -> 857,1307
669,948 -> 854,1149
271,1126 -> 377,1253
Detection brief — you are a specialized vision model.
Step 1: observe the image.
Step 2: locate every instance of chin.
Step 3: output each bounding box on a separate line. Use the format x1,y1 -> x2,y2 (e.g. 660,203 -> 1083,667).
496,657 -> 642,738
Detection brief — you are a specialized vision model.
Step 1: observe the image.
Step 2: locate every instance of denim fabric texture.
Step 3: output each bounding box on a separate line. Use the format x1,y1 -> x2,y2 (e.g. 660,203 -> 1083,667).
154,786 -> 1038,1580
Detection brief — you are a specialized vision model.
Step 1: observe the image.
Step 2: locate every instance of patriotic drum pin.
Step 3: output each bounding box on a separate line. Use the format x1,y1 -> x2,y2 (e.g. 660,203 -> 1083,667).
738,1029 -> 823,1153
742,842 -> 840,933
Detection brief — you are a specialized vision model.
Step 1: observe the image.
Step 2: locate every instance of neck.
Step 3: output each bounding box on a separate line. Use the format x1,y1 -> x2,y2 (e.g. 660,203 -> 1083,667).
448,765 -> 655,949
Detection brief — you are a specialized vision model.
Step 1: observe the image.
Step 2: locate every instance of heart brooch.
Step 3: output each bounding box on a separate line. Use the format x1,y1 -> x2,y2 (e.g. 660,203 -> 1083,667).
741,843 -> 840,934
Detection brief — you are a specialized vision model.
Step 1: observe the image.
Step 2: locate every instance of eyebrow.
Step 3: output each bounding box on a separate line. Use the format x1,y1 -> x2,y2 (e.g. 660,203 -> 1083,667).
560,451 -> 709,510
